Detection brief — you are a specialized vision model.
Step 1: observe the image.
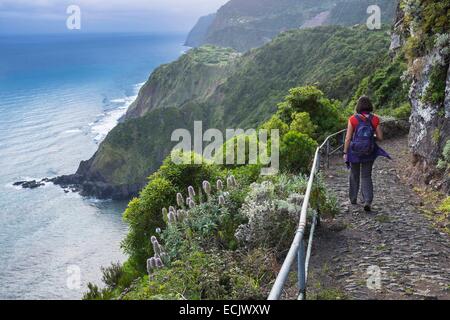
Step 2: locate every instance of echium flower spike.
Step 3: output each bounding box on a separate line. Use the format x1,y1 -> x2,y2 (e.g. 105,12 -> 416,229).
188,186 -> 196,200
168,211 -> 176,223
152,238 -> 161,257
176,193 -> 184,207
230,175 -> 237,187
169,206 -> 175,213
217,179 -> 223,191
189,199 -> 196,209
227,177 -> 232,189
218,195 -> 225,205
175,210 -> 182,222
155,257 -> 164,268
203,181 -> 211,195
186,197 -> 191,206
147,257 -> 157,274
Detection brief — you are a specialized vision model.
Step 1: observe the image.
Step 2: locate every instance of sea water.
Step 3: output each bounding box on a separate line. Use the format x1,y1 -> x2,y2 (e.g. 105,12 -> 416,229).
0,33 -> 185,299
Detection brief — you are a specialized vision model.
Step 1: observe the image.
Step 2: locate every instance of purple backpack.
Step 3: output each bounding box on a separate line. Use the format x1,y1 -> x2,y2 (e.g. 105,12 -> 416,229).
350,114 -> 375,156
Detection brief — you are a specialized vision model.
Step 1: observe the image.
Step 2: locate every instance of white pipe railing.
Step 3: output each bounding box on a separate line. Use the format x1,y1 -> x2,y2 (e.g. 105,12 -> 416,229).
268,129 -> 346,300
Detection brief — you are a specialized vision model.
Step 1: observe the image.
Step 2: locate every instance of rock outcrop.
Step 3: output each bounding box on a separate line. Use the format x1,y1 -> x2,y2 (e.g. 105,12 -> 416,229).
390,1 -> 450,192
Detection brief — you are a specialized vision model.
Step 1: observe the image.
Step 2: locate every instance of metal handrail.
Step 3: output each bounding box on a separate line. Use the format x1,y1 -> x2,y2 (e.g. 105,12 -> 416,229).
268,129 -> 346,300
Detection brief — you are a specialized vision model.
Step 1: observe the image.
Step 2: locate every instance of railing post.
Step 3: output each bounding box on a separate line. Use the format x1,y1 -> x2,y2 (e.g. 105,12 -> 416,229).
297,239 -> 306,300
326,139 -> 330,169
316,151 -> 321,173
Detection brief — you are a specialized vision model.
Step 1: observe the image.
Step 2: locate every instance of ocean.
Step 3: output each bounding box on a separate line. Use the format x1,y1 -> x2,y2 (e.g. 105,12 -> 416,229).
0,33 -> 186,299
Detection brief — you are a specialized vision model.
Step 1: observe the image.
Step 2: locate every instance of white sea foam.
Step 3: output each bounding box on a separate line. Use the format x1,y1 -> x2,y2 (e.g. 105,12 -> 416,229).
62,129 -> 82,134
90,83 -> 144,143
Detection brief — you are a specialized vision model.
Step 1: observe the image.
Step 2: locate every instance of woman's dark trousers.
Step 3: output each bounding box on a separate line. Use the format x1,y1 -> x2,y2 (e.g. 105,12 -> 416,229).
349,161 -> 374,205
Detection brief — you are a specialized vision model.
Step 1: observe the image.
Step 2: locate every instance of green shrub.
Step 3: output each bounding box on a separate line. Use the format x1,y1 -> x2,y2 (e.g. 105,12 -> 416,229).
101,262 -> 124,290
161,186 -> 248,259
235,174 -> 338,253
83,283 -> 115,300
280,131 -> 317,174
121,251 -> 270,300
392,102 -> 412,119
260,115 -> 290,137
277,86 -> 345,139
290,112 -> 317,137
121,152 -> 222,271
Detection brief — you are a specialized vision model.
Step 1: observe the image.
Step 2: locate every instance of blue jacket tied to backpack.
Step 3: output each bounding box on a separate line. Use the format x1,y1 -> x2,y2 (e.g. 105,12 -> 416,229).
347,114 -> 391,164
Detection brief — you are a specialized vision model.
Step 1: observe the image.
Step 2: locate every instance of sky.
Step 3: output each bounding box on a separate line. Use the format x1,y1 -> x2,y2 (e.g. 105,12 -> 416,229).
0,0 -> 229,34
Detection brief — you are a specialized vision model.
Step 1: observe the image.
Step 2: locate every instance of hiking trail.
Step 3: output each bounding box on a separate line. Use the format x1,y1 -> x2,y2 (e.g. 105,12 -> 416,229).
307,135 -> 450,300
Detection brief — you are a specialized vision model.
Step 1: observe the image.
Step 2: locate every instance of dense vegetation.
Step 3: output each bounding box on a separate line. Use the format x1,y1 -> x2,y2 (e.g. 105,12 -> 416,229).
80,2 -> 436,300
76,25 -> 394,197
347,53 -> 411,119
213,26 -> 392,128
84,86 -> 340,300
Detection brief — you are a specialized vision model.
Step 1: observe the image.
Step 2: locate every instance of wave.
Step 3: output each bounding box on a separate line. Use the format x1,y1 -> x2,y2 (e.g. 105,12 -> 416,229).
89,83 -> 144,143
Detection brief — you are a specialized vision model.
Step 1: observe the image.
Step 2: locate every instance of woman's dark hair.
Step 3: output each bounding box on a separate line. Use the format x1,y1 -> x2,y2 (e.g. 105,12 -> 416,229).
356,96 -> 374,114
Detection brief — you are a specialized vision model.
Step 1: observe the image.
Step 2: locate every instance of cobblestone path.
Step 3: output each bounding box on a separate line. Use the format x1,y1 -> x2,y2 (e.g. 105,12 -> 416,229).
307,135 -> 450,300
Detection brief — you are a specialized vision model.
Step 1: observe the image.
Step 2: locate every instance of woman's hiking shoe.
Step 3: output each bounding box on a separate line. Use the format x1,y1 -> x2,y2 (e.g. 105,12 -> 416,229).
364,204 -> 371,212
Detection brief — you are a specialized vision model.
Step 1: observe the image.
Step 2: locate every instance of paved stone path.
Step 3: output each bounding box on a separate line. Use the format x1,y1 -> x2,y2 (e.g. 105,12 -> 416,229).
307,135 -> 450,300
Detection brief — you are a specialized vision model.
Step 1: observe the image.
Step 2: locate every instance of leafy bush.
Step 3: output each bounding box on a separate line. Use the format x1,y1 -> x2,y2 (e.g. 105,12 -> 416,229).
259,115 -> 290,137
235,174 -> 338,253
235,181 -> 300,253
83,283 -> 115,300
101,262 -> 124,290
290,112 -> 317,137
280,131 -> 317,174
348,55 -> 410,115
121,152 -> 222,271
121,250 -> 274,300
277,86 -> 345,139
161,178 -> 249,259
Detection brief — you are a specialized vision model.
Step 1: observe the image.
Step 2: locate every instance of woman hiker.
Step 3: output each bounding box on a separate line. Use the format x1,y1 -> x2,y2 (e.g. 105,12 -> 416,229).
343,96 -> 391,212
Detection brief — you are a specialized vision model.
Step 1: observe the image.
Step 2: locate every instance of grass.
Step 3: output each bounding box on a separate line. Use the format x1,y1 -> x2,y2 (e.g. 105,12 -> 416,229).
313,288 -> 348,300
414,187 -> 450,236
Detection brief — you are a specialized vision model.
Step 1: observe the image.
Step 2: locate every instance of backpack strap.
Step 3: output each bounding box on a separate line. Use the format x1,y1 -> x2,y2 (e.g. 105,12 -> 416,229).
355,114 -> 364,125
355,113 -> 375,129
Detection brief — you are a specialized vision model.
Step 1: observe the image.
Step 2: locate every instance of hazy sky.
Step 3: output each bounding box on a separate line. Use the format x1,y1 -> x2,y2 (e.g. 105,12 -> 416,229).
0,0 -> 229,34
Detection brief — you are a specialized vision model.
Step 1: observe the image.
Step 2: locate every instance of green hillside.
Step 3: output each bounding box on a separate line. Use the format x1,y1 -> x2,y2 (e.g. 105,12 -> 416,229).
70,26 -> 393,200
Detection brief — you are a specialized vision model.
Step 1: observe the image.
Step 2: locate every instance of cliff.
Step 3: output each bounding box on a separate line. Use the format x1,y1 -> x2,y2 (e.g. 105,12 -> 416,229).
125,46 -> 239,119
184,14 -> 216,47
186,0 -> 398,52
59,26 -> 391,199
390,0 -> 450,192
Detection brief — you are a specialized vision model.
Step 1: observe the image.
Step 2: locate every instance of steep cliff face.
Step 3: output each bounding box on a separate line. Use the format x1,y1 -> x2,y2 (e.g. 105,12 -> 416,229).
184,14 -> 216,47
187,0 -> 398,52
391,0 -> 450,191
194,0 -> 337,51
125,46 -> 238,119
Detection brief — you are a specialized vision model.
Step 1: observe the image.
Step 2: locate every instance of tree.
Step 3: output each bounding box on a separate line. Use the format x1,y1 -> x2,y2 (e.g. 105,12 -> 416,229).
280,131 -> 317,173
